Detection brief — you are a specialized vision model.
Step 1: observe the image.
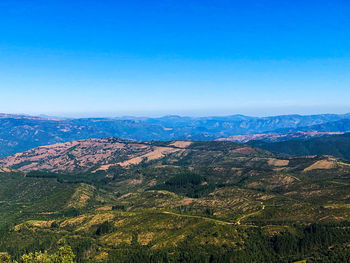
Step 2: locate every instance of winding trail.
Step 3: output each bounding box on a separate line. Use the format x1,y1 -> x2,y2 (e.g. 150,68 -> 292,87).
236,204 -> 265,225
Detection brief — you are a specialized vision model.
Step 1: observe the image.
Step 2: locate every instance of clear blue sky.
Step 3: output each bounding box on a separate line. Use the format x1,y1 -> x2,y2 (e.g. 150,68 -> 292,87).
0,0 -> 349,117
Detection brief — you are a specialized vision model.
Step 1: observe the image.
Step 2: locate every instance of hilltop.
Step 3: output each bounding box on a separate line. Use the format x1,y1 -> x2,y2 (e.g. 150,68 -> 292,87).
0,138 -> 196,173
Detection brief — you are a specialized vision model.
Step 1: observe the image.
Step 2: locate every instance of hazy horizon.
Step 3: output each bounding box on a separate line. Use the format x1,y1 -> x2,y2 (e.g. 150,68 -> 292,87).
3,108 -> 350,119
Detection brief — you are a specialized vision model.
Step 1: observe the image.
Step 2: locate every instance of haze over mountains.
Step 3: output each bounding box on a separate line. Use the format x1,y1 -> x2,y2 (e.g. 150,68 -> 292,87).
1,112 -> 350,157
1,113 -> 350,261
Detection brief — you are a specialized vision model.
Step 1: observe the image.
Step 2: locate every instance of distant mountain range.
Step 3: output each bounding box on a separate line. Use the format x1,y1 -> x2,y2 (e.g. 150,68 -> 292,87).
1,112 -> 350,157
273,118 -> 350,133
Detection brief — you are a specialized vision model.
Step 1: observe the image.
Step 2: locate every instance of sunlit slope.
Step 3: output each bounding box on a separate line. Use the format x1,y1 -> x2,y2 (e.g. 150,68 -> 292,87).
0,139 -> 350,262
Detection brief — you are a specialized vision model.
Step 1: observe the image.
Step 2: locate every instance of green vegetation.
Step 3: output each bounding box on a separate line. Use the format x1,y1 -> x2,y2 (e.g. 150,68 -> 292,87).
0,140 -> 350,262
0,246 -> 75,263
150,171 -> 215,197
251,132 -> 350,160
26,171 -> 112,187
96,221 -> 115,236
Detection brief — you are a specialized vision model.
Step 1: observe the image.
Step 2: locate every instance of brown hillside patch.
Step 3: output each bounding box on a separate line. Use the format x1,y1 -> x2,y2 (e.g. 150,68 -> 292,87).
181,198 -> 194,205
169,141 -> 192,148
138,232 -> 155,245
118,147 -> 181,167
271,174 -> 296,185
28,220 -> 54,228
14,220 -> 54,231
96,206 -> 113,211
118,192 -> 137,199
0,138 -> 137,172
268,158 -> 289,167
60,215 -> 89,227
128,178 -> 143,186
142,147 -> 181,161
118,156 -> 144,167
94,252 -> 109,262
304,160 -> 337,172
92,164 -> 114,173
101,232 -> 132,246
231,147 -> 254,155
77,213 -> 116,231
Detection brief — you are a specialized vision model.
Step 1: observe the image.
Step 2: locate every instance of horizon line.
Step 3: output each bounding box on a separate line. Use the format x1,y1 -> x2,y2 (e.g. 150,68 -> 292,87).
1,111 -> 350,120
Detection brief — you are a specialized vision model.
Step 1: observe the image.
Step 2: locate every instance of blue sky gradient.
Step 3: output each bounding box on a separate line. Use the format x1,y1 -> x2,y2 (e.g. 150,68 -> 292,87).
0,0 -> 349,117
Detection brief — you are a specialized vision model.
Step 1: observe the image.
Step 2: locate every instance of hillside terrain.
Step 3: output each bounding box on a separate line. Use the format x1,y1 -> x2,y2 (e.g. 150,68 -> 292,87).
0,139 -> 350,262
250,132 -> 350,160
1,113 -> 350,157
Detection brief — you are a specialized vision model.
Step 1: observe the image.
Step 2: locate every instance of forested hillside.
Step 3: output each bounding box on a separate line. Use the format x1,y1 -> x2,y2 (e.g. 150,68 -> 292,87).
0,139 -> 349,262
250,133 -> 350,160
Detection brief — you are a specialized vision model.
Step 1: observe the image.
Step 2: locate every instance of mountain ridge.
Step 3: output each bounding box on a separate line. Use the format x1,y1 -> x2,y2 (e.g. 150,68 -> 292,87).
1,112 -> 350,157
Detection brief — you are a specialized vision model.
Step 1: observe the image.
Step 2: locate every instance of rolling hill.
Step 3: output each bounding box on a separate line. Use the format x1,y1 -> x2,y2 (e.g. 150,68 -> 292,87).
0,138 -> 350,262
